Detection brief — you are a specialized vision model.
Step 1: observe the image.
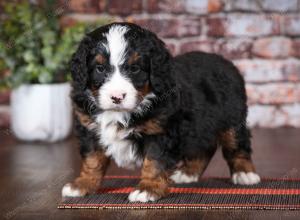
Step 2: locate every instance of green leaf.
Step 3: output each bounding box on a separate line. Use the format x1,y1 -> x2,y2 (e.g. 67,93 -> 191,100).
38,69 -> 53,84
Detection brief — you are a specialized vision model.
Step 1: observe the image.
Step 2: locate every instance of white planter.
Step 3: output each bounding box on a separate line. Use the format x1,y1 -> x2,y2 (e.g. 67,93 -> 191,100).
11,83 -> 72,142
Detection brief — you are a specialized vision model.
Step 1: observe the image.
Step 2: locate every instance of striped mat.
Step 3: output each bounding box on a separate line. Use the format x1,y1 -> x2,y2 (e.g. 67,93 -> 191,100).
58,176 -> 300,210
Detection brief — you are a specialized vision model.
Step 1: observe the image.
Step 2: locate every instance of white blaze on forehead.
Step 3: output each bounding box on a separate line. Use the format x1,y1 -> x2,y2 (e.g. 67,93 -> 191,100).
105,25 -> 128,66
99,24 -> 137,111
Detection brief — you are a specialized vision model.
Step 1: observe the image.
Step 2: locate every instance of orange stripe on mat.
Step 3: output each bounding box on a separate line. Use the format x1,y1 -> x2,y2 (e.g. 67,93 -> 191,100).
98,187 -> 300,195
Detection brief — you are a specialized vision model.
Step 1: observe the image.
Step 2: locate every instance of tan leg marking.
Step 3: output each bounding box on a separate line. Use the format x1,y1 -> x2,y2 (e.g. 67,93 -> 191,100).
220,129 -> 255,174
62,150 -> 109,197
219,128 -> 260,185
218,128 -> 236,150
128,158 -> 169,202
170,147 -> 217,184
228,153 -> 256,173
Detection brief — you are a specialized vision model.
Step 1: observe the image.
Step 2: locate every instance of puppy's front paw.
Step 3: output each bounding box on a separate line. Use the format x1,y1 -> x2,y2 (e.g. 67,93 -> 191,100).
170,170 -> 199,184
61,183 -> 87,197
232,172 -> 261,185
128,190 -> 158,202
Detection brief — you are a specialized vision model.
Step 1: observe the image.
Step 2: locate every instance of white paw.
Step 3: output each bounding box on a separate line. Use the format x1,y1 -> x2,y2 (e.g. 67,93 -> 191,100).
170,170 -> 199,183
62,183 -> 83,197
128,190 -> 157,202
232,172 -> 261,185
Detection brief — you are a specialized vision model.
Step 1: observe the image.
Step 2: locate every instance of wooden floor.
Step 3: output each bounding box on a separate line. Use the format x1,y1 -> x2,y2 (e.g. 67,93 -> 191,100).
0,128 -> 300,220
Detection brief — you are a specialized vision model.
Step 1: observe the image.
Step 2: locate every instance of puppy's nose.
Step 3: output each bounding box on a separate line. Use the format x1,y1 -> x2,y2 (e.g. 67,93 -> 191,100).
111,93 -> 126,104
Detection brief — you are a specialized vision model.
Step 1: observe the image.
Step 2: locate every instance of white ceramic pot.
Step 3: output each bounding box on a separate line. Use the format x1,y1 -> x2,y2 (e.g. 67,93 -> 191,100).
11,83 -> 72,142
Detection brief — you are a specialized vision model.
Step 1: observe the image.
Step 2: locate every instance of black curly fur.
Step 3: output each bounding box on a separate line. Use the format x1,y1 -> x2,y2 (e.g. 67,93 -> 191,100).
70,22 -> 253,171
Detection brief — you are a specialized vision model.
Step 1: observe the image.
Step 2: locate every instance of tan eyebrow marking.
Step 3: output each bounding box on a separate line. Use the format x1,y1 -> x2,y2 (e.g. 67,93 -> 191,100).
128,52 -> 140,65
95,54 -> 106,64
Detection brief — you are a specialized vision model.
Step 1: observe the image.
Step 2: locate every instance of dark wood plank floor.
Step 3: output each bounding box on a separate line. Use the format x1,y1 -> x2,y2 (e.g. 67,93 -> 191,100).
0,128 -> 300,220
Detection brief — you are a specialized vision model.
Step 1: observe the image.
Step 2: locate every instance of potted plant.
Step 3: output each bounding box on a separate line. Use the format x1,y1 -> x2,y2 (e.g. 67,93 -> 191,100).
0,1 -> 108,142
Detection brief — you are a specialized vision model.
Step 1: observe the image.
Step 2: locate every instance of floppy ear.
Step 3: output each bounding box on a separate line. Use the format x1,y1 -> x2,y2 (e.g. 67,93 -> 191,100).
70,36 -> 93,89
148,33 -> 176,97
70,36 -> 100,115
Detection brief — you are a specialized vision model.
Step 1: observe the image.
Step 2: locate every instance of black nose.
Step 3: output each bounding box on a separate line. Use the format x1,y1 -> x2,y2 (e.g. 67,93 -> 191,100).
111,93 -> 126,104
111,96 -> 121,104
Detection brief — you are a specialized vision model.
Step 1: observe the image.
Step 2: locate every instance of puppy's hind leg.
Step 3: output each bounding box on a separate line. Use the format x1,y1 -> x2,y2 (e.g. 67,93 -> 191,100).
220,125 -> 261,185
170,147 -> 217,184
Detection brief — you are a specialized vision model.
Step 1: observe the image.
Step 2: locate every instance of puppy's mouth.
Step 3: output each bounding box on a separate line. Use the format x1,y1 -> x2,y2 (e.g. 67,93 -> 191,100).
104,107 -> 133,112
102,103 -> 138,112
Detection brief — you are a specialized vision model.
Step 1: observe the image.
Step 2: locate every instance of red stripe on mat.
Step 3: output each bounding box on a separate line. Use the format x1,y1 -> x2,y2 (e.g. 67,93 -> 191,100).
59,203 -> 300,209
103,175 -> 300,181
98,187 -> 300,195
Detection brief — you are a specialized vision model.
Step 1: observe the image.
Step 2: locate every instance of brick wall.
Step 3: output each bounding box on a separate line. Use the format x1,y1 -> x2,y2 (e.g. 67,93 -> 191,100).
1,0 -> 300,128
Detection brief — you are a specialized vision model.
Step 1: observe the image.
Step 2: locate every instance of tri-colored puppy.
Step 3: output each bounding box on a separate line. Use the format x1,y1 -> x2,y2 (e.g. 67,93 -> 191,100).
62,22 -> 260,202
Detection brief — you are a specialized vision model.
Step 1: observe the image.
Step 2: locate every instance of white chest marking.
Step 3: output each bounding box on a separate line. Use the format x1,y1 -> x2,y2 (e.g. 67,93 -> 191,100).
96,111 -> 142,169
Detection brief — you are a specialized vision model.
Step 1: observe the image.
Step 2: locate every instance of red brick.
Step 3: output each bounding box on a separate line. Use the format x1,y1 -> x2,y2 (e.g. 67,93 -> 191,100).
178,17 -> 202,37
252,37 -> 292,58
179,39 -> 214,54
228,14 -> 280,36
206,16 -> 226,36
60,14 -> 118,27
207,0 -> 224,13
235,59 -> 300,83
132,18 -> 177,38
291,39 -> 300,57
283,15 -> 300,36
185,0 -> 224,14
246,83 -> 300,105
59,16 -> 78,28
134,0 -> 224,14
147,0 -> 185,13
281,59 -> 300,82
67,0 -> 101,13
0,91 -> 10,104
132,17 -> 201,38
147,0 -> 159,13
108,0 -> 142,15
214,38 -> 252,59
207,14 -> 280,37
98,0 -> 107,12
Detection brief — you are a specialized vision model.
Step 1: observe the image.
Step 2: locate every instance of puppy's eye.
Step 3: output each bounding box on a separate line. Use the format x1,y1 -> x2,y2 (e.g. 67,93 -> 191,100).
130,65 -> 140,74
96,64 -> 106,73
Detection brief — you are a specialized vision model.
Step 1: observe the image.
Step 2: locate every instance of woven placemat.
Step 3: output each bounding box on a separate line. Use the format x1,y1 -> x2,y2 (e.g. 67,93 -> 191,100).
58,176 -> 300,210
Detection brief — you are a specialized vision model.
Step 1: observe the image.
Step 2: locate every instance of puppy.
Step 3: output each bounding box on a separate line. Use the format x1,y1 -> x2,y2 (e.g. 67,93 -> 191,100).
62,22 -> 260,202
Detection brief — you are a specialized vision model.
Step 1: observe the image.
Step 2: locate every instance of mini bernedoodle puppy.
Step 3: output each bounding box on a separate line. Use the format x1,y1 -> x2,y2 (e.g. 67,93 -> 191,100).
62,22 -> 261,202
